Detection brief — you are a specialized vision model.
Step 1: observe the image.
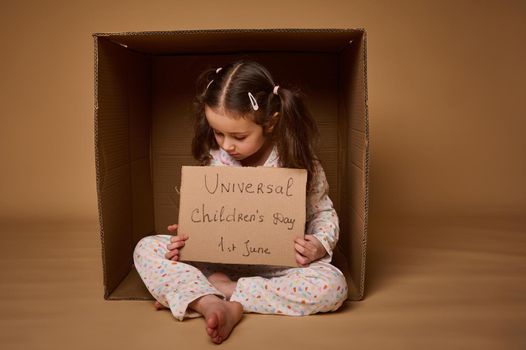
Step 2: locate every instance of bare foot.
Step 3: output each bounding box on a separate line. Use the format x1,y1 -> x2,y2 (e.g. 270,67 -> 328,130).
207,272 -> 237,300
190,295 -> 243,344
154,301 -> 168,310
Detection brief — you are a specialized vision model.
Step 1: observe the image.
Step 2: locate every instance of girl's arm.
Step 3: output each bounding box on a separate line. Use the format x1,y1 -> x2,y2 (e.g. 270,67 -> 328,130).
304,161 -> 340,260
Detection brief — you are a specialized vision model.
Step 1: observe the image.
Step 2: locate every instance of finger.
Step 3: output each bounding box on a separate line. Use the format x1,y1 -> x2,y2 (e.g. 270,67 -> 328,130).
295,238 -> 306,246
301,248 -> 314,260
296,259 -> 307,267
167,240 -> 186,250
295,252 -> 309,266
295,252 -> 303,266
170,234 -> 189,243
170,241 -> 186,249
165,249 -> 179,259
297,239 -> 314,253
168,236 -> 186,244
294,242 -> 306,254
295,239 -> 311,253
167,224 -> 178,232
170,254 -> 180,261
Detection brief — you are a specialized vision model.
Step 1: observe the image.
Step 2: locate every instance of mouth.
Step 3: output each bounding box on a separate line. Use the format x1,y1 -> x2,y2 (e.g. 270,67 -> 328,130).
228,152 -> 241,157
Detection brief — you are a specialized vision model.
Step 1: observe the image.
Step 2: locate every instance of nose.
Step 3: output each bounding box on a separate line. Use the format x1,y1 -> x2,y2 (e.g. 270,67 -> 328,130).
222,138 -> 235,152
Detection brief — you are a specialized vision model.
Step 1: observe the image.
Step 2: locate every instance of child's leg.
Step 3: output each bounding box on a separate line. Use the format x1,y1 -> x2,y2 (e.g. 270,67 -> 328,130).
229,261 -> 348,316
133,235 -> 225,321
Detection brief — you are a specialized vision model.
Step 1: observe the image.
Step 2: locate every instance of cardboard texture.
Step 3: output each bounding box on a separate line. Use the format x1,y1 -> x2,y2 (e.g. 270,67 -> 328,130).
178,166 -> 307,267
93,29 -> 369,301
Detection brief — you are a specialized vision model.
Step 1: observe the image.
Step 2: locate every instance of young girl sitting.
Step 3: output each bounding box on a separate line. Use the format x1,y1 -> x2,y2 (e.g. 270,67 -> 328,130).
133,60 -> 348,344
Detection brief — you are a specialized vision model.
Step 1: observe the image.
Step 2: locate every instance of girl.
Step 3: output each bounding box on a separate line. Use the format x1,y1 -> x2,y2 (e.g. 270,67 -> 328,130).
133,60 -> 348,344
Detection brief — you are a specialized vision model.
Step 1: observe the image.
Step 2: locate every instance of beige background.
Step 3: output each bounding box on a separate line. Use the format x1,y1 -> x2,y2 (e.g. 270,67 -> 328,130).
1,0 -> 525,222
1,1 -> 525,349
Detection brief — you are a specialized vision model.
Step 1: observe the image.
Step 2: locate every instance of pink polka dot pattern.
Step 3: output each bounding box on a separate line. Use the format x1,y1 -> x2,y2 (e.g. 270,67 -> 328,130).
133,146 -> 347,321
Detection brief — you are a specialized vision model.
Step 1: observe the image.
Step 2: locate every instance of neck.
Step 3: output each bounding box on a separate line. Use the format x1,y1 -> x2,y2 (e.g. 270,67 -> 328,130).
240,140 -> 274,167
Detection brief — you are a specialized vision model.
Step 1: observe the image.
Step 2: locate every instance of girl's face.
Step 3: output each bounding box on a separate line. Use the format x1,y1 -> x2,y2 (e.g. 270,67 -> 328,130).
205,105 -> 268,162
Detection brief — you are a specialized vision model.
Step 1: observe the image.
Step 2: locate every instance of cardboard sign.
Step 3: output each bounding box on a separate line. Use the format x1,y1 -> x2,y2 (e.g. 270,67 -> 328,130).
177,166 -> 307,266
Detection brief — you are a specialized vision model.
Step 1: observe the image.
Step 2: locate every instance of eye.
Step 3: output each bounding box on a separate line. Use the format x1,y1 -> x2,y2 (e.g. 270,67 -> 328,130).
234,136 -> 247,140
213,130 -> 223,137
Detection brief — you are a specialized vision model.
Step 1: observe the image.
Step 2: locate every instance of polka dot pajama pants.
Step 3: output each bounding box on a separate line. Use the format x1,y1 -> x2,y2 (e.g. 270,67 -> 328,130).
133,234 -> 348,321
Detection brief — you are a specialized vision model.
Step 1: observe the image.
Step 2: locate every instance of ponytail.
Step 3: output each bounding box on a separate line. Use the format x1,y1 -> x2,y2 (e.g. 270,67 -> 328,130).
272,86 -> 319,188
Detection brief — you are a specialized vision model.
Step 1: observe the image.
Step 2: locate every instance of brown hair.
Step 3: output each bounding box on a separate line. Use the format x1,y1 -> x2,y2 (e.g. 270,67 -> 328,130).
192,60 -> 320,187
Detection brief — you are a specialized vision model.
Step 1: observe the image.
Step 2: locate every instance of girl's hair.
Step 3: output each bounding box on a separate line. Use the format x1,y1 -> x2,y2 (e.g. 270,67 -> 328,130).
192,60 -> 320,187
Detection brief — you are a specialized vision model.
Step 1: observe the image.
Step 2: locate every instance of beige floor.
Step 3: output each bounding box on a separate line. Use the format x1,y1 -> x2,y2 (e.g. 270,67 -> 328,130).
1,216 -> 525,349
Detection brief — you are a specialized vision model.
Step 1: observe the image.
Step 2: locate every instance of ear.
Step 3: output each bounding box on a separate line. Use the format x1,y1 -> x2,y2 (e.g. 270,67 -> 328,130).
266,112 -> 280,133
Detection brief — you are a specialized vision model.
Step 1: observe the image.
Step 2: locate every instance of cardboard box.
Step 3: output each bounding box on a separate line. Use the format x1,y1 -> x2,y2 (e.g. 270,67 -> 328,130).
93,29 -> 369,301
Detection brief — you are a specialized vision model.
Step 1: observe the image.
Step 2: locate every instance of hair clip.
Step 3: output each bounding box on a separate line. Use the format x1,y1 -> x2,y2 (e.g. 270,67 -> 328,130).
273,85 -> 280,95
205,68 -> 222,92
248,92 -> 259,111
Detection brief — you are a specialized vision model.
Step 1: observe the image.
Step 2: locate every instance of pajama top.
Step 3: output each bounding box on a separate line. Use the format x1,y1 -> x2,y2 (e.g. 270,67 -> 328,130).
208,146 -> 339,262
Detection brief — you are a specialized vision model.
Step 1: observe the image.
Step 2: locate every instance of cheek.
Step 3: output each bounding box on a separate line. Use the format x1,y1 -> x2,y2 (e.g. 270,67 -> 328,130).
243,138 -> 263,153
254,134 -> 267,148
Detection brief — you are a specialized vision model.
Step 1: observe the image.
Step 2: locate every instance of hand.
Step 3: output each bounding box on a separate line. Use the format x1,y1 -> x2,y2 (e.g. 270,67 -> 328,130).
164,224 -> 189,261
294,235 -> 327,267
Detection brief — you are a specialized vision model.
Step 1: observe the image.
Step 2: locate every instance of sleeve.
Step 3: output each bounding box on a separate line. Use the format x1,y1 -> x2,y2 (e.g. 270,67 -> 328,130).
305,160 -> 340,260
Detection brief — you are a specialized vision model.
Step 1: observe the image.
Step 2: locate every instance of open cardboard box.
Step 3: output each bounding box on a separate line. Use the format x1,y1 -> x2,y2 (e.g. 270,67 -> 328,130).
93,29 -> 369,301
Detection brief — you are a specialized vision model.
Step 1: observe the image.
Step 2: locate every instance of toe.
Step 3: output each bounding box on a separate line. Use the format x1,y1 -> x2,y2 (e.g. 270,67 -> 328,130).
213,336 -> 223,344
207,313 -> 219,329
206,327 -> 214,337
